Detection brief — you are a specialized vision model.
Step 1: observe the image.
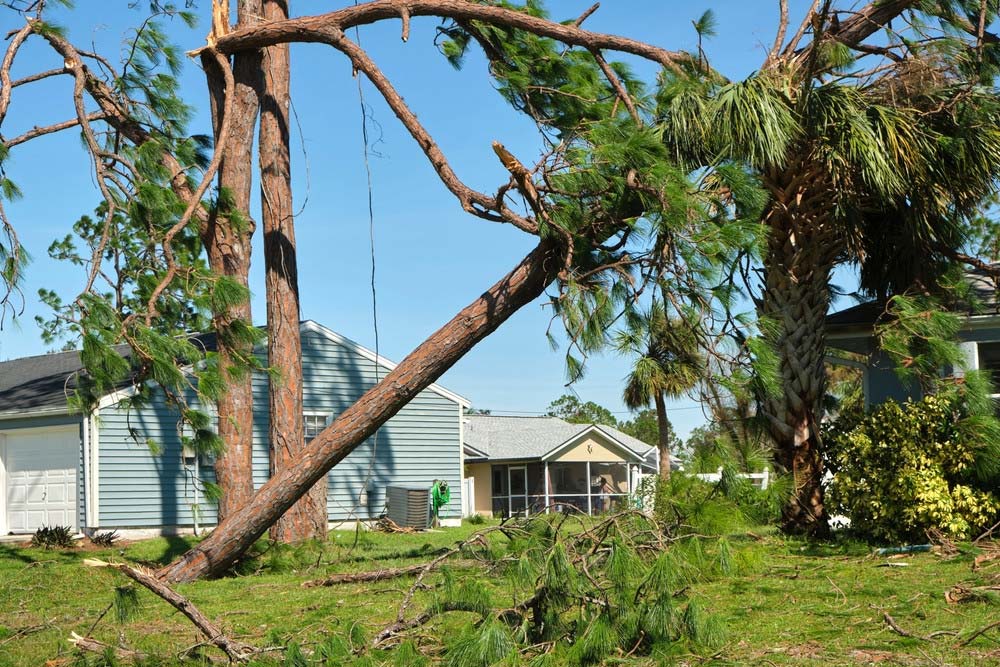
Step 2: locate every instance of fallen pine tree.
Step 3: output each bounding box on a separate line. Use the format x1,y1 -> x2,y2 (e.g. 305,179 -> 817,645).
73,511 -> 757,664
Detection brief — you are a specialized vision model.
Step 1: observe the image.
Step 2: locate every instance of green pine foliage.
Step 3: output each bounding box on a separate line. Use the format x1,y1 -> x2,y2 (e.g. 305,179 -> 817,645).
400,512 -> 743,666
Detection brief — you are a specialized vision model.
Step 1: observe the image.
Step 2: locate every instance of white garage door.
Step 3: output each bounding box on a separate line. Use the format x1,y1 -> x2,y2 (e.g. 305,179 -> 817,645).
3,427 -> 79,534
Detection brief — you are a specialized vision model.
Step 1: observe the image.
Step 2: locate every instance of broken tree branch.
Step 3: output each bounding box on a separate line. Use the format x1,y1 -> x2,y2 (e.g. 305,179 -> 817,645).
318,26 -> 539,234
84,558 -> 258,662
206,0 -> 692,75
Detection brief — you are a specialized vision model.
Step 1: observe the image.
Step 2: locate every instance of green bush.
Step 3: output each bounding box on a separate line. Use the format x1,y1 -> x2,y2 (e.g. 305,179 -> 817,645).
825,394 -> 1000,542
30,525 -> 75,549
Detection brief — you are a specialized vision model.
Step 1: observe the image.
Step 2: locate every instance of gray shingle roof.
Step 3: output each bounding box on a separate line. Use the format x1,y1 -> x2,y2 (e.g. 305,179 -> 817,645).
827,268 -> 1000,331
463,415 -> 655,462
0,335 -> 215,417
0,349 -> 92,415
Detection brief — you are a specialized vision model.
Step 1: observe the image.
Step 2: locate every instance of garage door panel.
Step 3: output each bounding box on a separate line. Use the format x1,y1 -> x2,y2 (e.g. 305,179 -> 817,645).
4,428 -> 79,534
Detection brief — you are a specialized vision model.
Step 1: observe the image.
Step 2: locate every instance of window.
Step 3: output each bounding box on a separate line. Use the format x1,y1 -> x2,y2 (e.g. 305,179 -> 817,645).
303,413 -> 329,442
978,342 -> 1000,397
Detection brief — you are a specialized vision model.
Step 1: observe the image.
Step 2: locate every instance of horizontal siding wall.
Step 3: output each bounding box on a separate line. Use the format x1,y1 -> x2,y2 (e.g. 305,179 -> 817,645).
257,329 -> 462,521
98,393 -> 217,528
96,326 -> 462,528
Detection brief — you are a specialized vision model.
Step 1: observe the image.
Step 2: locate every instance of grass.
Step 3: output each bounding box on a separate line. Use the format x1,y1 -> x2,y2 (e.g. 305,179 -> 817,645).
0,522 -> 998,666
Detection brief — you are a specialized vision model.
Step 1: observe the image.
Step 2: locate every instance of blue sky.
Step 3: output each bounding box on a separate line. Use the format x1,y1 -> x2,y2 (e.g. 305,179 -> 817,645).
0,1 -> 853,439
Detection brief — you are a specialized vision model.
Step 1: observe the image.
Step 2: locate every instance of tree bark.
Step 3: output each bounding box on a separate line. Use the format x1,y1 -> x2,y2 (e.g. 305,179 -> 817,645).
158,239 -> 564,583
654,391 -> 671,481
202,2 -> 263,522
759,184 -> 840,538
257,0 -> 326,543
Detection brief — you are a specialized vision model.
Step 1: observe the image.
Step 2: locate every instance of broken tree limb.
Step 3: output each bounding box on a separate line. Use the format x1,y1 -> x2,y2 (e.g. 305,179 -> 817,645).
68,632 -> 147,661
158,239 -> 565,583
959,619 -> 1000,647
882,612 -> 925,640
84,559 -> 257,661
301,559 -> 480,588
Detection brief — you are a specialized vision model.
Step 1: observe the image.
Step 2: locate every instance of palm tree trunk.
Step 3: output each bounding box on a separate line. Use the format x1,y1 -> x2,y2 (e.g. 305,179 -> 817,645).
759,194 -> 840,538
654,391 -> 671,481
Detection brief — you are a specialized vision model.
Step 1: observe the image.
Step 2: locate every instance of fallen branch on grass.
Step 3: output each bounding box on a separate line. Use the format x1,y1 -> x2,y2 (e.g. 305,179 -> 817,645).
959,620 -> 1000,646
883,612 -> 926,640
82,559 -> 258,662
302,559 -> 480,588
882,612 -> 957,642
68,632 -> 147,661
972,546 -> 1000,571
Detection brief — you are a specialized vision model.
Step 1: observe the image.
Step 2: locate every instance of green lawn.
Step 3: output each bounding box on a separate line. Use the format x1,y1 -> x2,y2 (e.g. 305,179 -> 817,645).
0,523 -> 998,665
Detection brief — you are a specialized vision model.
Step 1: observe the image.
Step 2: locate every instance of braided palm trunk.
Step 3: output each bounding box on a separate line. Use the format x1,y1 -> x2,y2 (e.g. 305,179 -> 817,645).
759,176 -> 840,537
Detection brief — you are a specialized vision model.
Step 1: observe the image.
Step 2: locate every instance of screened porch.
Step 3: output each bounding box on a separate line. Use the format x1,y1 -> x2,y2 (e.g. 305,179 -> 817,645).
489,461 -> 639,517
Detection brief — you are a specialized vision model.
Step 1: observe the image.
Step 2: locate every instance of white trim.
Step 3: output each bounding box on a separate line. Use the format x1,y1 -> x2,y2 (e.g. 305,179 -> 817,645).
0,406 -> 73,419
96,386 -> 139,411
82,415 -> 91,527
543,461 -> 550,513
0,433 -> 6,535
301,320 -> 471,407
90,413 -> 100,528
463,443 -> 490,459
458,405 -> 466,515
540,425 -> 644,462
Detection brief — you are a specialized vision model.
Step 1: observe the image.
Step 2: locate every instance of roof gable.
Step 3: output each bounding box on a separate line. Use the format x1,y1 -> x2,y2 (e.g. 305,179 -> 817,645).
463,415 -> 655,462
540,425 -> 644,461
300,321 -> 469,407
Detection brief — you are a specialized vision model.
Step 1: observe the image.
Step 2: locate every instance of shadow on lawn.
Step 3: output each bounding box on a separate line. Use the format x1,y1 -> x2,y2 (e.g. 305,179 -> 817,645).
0,543 -> 89,565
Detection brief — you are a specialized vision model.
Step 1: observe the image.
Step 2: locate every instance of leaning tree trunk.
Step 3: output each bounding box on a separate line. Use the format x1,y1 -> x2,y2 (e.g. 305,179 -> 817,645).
653,391 -> 671,481
259,0 -> 328,543
158,239 -> 565,583
759,187 -> 841,538
200,4 -> 263,522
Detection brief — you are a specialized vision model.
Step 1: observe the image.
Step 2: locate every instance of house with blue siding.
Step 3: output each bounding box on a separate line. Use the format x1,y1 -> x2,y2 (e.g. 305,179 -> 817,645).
826,271 -> 1000,406
0,320 -> 468,537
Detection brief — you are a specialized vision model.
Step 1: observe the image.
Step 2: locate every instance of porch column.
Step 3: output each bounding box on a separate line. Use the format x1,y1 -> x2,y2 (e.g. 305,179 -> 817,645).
586,461 -> 592,515
544,461 -> 550,513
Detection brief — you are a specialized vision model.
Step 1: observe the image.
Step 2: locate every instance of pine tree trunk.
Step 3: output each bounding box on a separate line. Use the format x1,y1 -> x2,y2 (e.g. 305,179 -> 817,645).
759,193 -> 839,538
654,391 -> 671,481
158,239 -> 564,583
201,3 -> 263,522
258,0 -> 327,543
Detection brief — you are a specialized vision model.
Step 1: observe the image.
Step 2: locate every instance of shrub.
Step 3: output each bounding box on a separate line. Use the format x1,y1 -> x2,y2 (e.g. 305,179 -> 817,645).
825,394 -> 1000,543
88,530 -> 120,547
30,525 -> 75,549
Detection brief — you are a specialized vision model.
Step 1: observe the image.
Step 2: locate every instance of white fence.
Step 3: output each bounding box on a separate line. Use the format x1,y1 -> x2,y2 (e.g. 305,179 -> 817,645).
461,477 -> 475,517
693,467 -> 770,490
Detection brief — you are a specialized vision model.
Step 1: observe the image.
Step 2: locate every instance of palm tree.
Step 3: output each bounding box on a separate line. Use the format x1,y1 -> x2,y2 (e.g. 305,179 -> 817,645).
615,300 -> 703,481
657,3 -> 1000,535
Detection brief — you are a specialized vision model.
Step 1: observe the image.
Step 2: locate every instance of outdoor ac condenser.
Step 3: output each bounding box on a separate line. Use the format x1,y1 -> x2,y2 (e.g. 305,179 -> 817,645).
385,484 -> 431,529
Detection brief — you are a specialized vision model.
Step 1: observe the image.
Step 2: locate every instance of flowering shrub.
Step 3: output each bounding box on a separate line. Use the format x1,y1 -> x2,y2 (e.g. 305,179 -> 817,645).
825,394 -> 1000,542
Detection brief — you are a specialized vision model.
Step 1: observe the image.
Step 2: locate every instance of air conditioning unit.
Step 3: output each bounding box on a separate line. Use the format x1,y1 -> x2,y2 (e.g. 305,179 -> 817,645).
385,484 -> 431,530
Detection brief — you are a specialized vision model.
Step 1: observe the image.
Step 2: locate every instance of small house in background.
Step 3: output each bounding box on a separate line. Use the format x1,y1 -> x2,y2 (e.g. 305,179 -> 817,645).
462,415 -> 660,517
0,320 -> 468,537
826,270 -> 1000,407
